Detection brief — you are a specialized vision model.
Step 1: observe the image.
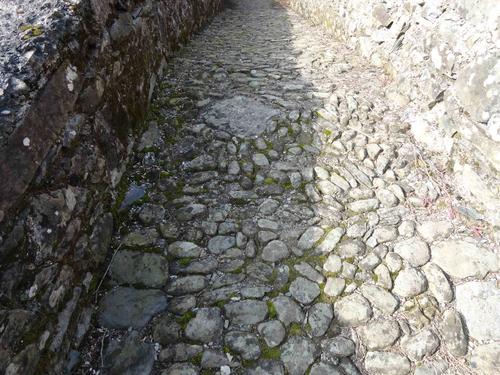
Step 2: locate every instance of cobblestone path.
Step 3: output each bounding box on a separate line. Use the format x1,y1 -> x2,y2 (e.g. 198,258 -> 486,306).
77,1 -> 500,374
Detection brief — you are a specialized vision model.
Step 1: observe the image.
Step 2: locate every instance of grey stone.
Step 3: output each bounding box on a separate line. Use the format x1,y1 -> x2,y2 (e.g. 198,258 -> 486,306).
207,236 -> 236,254
205,96 -> 279,137
262,240 -> 289,262
417,221 -> 453,242
123,228 -> 158,248
168,295 -> 196,315
316,227 -> 344,254
259,199 -> 280,215
314,166 -> 329,180
176,203 -> 207,221
104,332 -> 155,375
440,309 -> 467,356
257,218 -> 280,231
272,296 -> 304,326
337,239 -> 365,258
470,342 -> 500,375
346,222 -> 368,238
153,314 -> 181,345
294,262 -> 325,284
297,226 -> 325,250
414,361 -> 449,375
185,308 -> 223,343
394,237 -> 430,267
138,203 -> 165,225
166,276 -> 208,295
162,363 -> 198,375
321,336 -> 355,359
247,360 -> 285,375
454,54 -> 499,123
258,231 -> 278,244
281,336 -> 318,375
310,362 -> 343,375
168,241 -> 202,258
224,300 -> 268,325
289,277 -> 320,304
180,257 -> 218,275
374,264 -> 392,290
360,284 -> 398,314
335,294 -> 372,326
376,189 -> 398,207
373,226 -> 398,243
398,220 -> 415,238
307,303 -> 333,337
348,199 -> 379,213
253,153 -> 270,167
359,320 -> 400,350
99,287 -> 167,329
225,331 -> 261,360
393,268 -> 427,298
228,160 -> 240,175
431,240 -> 499,279
330,172 -> 350,191
456,281 -> 500,341
385,252 -> 402,273
359,253 -> 381,271
258,320 -> 286,347
364,352 -> 410,375
323,254 -> 342,273
324,277 -> 345,297
110,250 -> 168,288
401,329 -> 440,361
317,180 -> 341,195
200,350 -> 234,368
422,263 -> 453,303
161,343 -> 202,362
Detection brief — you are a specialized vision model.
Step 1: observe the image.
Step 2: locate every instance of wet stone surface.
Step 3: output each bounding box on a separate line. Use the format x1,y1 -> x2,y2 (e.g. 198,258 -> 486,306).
77,0 -> 500,374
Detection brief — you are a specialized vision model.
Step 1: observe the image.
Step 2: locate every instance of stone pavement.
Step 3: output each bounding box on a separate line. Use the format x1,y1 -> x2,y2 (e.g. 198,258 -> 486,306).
76,0 -> 499,374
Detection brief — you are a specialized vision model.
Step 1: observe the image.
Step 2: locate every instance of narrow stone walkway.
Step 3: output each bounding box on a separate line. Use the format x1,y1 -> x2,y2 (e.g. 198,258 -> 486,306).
77,1 -> 499,374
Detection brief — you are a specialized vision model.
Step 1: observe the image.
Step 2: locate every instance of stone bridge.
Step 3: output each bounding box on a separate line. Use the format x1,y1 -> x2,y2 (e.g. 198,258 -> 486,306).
0,0 -> 498,374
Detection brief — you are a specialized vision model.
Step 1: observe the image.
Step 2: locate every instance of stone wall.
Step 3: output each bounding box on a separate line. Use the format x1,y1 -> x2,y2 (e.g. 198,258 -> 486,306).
0,0 -> 221,373
281,0 -> 500,228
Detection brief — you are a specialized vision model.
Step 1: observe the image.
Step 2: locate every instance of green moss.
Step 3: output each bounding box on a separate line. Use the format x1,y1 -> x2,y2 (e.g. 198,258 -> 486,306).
282,181 -> 293,190
371,273 -> 379,283
176,311 -> 195,329
230,197 -> 249,206
289,322 -> 303,335
264,177 -> 276,185
241,359 -> 256,368
191,352 -> 202,366
318,290 -> 336,304
267,301 -> 277,319
322,129 -> 332,136
20,24 -> 44,39
214,300 -> 227,309
343,257 -> 355,264
261,346 -> 281,360
178,257 -> 192,267
266,290 -> 280,298
142,146 -> 159,154
164,181 -> 185,201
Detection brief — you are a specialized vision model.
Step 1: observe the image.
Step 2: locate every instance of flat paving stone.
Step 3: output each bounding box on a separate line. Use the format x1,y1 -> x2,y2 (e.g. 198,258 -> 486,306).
99,287 -> 167,329
224,300 -> 268,325
109,250 -> 169,288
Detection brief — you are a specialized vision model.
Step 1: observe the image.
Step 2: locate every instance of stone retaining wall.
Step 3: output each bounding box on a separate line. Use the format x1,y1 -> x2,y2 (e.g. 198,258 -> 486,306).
0,0 -> 221,373
281,0 -> 500,229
